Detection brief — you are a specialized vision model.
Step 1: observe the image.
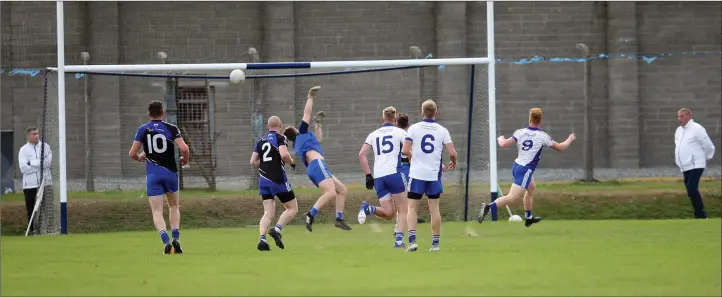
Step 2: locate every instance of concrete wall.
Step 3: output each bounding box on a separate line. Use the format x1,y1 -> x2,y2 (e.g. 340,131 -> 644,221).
2,1 -> 720,190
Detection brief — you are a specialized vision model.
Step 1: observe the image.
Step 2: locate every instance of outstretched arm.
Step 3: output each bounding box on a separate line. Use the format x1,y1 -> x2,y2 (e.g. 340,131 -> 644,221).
497,136 -> 517,148
315,122 -> 323,142
550,133 -> 576,152
302,86 -> 321,124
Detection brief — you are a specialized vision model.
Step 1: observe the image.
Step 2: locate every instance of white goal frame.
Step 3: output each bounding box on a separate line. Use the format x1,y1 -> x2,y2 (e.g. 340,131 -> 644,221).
53,1 -> 499,233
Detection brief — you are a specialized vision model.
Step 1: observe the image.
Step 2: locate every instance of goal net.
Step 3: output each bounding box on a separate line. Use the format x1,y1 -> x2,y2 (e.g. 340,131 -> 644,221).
39,62 -> 496,234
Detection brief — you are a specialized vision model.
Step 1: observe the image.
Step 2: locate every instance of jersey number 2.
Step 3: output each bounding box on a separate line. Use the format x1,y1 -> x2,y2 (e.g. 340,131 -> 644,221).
146,134 -> 167,154
261,142 -> 273,162
375,136 -> 394,155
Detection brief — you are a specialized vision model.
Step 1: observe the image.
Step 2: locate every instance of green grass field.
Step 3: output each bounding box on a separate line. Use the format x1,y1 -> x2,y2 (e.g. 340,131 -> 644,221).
2,220 -> 721,296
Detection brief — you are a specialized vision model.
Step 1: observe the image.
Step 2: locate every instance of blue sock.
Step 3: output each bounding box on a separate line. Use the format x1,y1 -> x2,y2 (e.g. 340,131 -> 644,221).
260,234 -> 267,241
171,229 -> 180,240
275,224 -> 283,232
336,211 -> 344,220
409,230 -> 417,244
525,210 -> 532,219
366,205 -> 377,215
490,202 -> 498,212
395,232 -> 404,243
432,234 -> 440,246
159,230 -> 170,244
309,207 -> 319,217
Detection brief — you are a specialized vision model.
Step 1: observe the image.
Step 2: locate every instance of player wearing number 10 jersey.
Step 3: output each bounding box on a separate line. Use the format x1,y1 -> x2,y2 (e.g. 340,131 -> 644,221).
358,106 -> 409,248
478,108 -> 575,227
129,100 -> 190,255
402,99 -> 457,252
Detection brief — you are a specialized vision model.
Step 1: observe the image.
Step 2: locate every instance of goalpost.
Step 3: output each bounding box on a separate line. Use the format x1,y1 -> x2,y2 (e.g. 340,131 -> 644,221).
38,1 -> 501,235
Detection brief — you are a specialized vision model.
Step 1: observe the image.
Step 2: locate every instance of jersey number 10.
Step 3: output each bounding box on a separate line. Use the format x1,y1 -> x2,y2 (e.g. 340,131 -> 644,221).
146,134 -> 168,154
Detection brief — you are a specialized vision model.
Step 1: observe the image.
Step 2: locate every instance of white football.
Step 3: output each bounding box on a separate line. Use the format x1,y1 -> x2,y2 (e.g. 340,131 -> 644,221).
509,215 -> 523,222
229,69 -> 246,84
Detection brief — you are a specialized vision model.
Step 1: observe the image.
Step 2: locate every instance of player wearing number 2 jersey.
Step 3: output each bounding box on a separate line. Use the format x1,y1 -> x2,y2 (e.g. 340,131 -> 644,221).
129,100 -> 190,255
250,116 -> 298,251
401,100 -> 457,252
478,108 -> 575,227
358,107 -> 409,248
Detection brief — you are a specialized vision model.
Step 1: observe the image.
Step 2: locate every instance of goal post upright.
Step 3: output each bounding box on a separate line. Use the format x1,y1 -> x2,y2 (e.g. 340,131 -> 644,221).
487,1 -> 499,221
56,0 -> 68,234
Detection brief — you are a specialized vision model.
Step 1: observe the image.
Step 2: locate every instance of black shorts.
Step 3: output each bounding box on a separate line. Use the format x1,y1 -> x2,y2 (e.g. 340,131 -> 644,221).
261,191 -> 296,204
407,192 -> 440,200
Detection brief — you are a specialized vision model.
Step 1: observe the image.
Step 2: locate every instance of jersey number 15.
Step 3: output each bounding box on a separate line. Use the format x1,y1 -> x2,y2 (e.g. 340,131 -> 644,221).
375,136 -> 394,155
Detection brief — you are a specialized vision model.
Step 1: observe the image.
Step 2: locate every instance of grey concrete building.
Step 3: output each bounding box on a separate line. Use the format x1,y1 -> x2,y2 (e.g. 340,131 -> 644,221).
1,1 -> 720,191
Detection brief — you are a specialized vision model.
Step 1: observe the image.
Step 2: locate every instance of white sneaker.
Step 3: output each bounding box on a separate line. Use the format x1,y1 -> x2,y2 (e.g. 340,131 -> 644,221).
406,243 -> 418,252
357,210 -> 367,224
429,245 -> 440,252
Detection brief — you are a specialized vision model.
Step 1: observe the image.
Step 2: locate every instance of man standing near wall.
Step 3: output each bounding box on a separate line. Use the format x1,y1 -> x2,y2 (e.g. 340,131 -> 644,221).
674,108 -> 715,219
18,126 -> 53,233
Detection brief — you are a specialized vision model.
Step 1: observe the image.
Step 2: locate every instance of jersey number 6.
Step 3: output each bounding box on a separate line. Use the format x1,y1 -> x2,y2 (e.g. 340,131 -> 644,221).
375,135 -> 394,155
521,140 -> 534,151
146,134 -> 168,154
421,134 -> 435,153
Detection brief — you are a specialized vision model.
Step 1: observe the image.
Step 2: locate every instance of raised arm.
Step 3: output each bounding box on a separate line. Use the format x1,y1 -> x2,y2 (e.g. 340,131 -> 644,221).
301,86 -> 321,124
497,135 -> 517,149
550,133 -> 576,152
314,122 -> 323,142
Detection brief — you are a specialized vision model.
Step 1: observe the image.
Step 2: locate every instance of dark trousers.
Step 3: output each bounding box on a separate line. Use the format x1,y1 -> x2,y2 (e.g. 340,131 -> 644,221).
683,168 -> 707,219
23,188 -> 38,233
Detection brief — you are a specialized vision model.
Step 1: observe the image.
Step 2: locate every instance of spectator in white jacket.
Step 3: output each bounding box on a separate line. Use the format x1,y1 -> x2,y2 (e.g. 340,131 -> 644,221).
18,126 -> 53,233
674,108 -> 715,219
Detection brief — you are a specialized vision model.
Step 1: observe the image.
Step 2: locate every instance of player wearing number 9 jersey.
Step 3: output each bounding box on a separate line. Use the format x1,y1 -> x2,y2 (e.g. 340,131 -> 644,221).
250,116 -> 298,252
357,107 -> 409,248
129,100 -> 190,255
478,107 -> 575,227
401,99 -> 457,252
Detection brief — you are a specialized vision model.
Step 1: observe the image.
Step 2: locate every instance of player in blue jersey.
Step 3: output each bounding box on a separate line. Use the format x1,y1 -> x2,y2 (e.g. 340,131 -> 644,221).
478,108 -> 575,227
128,101 -> 190,255
250,116 -> 298,251
282,86 -> 352,232
358,107 -> 409,248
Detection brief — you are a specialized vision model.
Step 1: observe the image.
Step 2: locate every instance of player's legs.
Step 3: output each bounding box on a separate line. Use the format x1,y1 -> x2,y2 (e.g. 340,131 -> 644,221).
520,178 -> 543,226
258,192 -> 276,251
359,175 -> 400,223
405,178 -> 428,252
479,164 -> 532,224
147,174 -> 172,254
331,176 -> 352,230
391,191 -> 407,247
426,180 -> 443,251
163,173 -> 183,253
266,187 -> 297,250
305,160 -> 338,232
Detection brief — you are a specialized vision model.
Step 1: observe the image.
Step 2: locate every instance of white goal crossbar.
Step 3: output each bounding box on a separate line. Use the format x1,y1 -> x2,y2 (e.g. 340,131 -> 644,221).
52,1 -> 500,233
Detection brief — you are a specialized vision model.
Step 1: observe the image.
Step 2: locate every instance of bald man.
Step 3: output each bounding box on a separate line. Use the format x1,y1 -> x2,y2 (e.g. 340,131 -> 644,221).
250,116 -> 298,251
675,108 -> 715,219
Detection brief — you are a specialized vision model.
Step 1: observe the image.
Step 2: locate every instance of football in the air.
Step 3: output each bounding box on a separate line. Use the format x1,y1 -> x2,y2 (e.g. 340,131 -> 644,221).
229,69 -> 246,84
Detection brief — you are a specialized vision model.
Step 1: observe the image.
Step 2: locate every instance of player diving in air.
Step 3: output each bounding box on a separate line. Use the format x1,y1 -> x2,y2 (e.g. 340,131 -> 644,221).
282,86 -> 352,232
478,107 -> 575,226
250,116 -> 298,251
402,99 -> 457,252
128,100 -> 190,255
358,106 -> 409,248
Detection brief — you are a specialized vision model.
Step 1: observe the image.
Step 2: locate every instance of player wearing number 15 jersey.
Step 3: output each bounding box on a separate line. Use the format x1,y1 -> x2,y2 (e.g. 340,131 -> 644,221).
358,107 -> 409,248
250,116 -> 298,251
128,100 -> 190,255
478,108 -> 575,227
401,100 -> 457,252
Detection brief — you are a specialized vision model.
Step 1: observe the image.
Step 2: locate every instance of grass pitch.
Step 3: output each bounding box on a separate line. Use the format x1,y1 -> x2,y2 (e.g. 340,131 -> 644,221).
2,219 -> 720,296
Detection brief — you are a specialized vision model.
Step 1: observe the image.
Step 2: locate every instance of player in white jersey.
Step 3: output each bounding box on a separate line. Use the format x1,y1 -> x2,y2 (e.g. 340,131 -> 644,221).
479,108 -> 575,227
401,100 -> 457,252
358,107 -> 409,248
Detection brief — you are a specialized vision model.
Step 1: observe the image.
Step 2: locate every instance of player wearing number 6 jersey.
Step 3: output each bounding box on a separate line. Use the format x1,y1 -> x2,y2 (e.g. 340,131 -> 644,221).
478,108 -> 575,227
128,100 -> 190,255
358,106 -> 409,248
250,116 -> 298,251
402,100 -> 457,252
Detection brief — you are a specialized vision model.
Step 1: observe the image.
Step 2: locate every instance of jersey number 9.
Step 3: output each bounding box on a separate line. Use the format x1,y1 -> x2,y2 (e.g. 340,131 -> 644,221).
375,136 -> 394,155
421,134 -> 435,153
521,140 -> 534,151
146,134 -> 168,154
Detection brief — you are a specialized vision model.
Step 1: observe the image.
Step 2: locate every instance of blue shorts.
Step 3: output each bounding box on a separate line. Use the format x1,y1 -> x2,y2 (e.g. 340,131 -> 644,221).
259,180 -> 293,197
146,171 -> 179,196
398,164 -> 410,187
408,178 -> 443,197
512,162 -> 535,189
374,173 -> 406,200
307,159 -> 333,187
